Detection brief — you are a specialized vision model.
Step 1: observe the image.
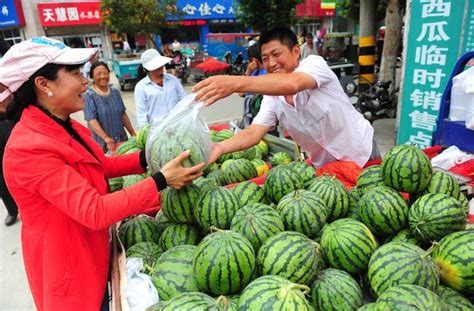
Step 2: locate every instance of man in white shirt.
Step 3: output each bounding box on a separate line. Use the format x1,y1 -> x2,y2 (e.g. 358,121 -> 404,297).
300,32 -> 318,59
193,27 -> 379,168
135,49 -> 186,127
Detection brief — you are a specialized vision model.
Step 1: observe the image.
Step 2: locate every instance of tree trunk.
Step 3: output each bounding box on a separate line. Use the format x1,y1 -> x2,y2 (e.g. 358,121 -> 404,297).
359,0 -> 377,91
379,0 -> 403,83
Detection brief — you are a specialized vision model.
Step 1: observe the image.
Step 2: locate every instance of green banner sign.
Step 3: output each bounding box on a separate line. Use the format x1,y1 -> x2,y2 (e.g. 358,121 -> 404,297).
397,0 -> 469,148
462,0 -> 474,54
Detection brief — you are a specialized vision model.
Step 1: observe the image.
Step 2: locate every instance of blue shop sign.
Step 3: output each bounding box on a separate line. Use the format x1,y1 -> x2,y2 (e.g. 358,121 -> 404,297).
0,0 -> 19,28
169,0 -> 237,20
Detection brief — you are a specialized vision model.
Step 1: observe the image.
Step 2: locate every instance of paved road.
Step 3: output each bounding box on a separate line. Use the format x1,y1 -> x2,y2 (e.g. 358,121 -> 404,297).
0,74 -> 396,310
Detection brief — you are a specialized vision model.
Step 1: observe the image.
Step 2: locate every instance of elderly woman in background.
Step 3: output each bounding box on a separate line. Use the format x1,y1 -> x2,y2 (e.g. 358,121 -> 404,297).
84,61 -> 135,153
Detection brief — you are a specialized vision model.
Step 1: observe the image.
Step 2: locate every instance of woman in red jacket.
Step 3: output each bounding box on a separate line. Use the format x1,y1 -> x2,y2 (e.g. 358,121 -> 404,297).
0,37 -> 204,311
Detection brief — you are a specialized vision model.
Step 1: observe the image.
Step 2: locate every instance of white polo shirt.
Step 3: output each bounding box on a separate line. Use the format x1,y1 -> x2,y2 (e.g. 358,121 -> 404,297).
252,55 -> 373,167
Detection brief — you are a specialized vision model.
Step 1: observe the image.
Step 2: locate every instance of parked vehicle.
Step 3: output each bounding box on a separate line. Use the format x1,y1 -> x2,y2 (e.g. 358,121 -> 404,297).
110,53 -> 142,91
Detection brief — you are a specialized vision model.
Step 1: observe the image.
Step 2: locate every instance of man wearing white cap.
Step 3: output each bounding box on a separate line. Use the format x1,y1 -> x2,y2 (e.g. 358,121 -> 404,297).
135,48 -> 186,127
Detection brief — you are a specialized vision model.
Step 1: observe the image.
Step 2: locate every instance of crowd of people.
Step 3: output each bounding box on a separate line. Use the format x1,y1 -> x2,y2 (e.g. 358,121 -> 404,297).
0,26 -> 379,310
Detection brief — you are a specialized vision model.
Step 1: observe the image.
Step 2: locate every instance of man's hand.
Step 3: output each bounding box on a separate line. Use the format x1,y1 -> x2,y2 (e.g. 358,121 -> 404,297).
161,150 -> 205,189
245,60 -> 257,76
192,75 -> 238,106
104,137 -> 116,153
208,143 -> 224,164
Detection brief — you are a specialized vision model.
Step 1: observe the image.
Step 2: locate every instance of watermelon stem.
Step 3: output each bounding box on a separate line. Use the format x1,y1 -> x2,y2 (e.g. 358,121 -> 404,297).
422,242 -> 439,259
209,226 -> 224,233
288,283 -> 311,295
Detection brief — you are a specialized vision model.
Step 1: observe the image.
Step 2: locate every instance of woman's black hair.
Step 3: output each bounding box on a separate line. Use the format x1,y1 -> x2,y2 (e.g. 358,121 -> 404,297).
7,63 -> 82,122
89,61 -> 110,79
258,27 -> 298,50
247,44 -> 262,63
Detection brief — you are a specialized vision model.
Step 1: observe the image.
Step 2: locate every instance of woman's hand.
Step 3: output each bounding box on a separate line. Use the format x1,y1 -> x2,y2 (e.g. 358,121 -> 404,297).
245,60 -> 257,76
104,137 -> 116,153
161,150 -> 205,189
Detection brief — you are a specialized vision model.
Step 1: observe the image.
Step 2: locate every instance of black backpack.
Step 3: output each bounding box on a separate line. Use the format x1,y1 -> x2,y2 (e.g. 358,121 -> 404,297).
240,94 -> 263,129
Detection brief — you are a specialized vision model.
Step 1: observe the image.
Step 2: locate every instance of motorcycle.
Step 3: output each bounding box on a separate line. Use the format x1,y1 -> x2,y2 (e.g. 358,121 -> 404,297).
224,51 -> 247,75
174,51 -> 190,83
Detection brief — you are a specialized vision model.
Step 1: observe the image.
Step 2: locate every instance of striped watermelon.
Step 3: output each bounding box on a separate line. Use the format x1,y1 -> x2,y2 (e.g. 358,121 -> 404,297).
457,191 -> 470,214
357,302 -> 390,310
193,230 -> 255,295
320,218 -> 378,274
286,161 -> 316,187
193,177 -> 217,194
238,275 -> 313,310
223,159 -> 258,184
422,170 -> 461,199
148,292 -> 216,310
116,136 -> 138,155
376,284 -> 447,311
311,268 -> 364,310
158,224 -> 201,251
194,187 -> 241,232
308,175 -> 350,221
384,228 -> 423,247
436,285 -> 474,310
256,140 -> 269,157
215,295 -> 238,311
232,181 -> 267,206
148,125 -> 208,174
251,159 -> 269,177
206,169 -> 227,186
264,165 -> 304,204
125,242 -> 163,273
257,231 -> 320,286
220,158 -> 235,171
154,211 -> 172,236
150,245 -> 200,300
408,193 -> 466,243
276,190 -> 327,238
203,162 -> 219,175
214,129 -> 234,142
234,147 -> 256,160
431,230 -> 474,294
136,123 -> 151,150
118,215 -> 160,249
358,186 -> 409,235
356,165 -> 384,194
270,151 -> 292,166
230,203 -> 284,252
161,184 -> 201,224
347,187 -> 361,220
381,144 -> 432,193
368,242 -> 440,296
108,177 -> 123,192
122,173 -> 146,188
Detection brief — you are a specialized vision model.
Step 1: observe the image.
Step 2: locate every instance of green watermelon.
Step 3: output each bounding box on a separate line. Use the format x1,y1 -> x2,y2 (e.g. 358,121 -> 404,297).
356,165 -> 384,194
193,230 -> 255,295
150,245 -> 200,301
116,137 -> 138,155
161,184 -> 201,224
238,275 -> 313,310
238,147 -> 256,160
457,191 -> 470,214
206,169 -> 227,186
311,268 -> 364,310
193,177 -> 217,194
215,295 -> 238,311
368,242 -> 439,296
108,177 -> 123,192
376,284 -> 447,311
136,124 -> 151,150
220,158 -> 235,170
263,165 -> 304,204
409,193 -> 466,243
230,203 -> 284,252
381,144 -> 432,193
423,170 -> 461,199
276,190 -> 327,238
255,140 -> 269,157
320,218 -> 378,274
203,162 -> 220,175
358,186 -> 409,235
223,158 -> 258,184
257,231 -> 320,286
347,187 -> 362,220
148,292 -> 216,310
286,161 -> 316,187
154,211 -> 172,236
214,129 -> 234,142
125,242 -> 163,273
250,159 -> 269,176
148,124 -> 208,174
270,151 -> 292,166
194,187 -> 240,232
437,285 -> 473,310
231,181 -> 267,207
118,215 -> 160,249
384,228 -> 423,247
158,224 -> 201,251
308,175 -> 350,221
122,173 -> 146,188
432,230 -> 474,294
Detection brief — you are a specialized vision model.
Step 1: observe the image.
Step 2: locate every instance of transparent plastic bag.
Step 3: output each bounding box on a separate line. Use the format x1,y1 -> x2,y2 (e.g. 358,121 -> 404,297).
145,94 -> 211,174
123,257 -> 159,311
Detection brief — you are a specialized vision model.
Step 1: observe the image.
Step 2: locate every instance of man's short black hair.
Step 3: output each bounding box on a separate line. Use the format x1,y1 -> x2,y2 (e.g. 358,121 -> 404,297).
258,27 -> 298,50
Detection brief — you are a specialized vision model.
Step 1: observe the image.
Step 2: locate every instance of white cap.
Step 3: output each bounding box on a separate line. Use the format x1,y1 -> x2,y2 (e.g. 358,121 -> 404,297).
141,49 -> 172,71
0,37 -> 97,101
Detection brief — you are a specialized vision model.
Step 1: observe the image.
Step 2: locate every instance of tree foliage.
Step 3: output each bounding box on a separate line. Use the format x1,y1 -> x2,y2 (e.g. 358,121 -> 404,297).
338,0 -> 388,22
101,0 -> 178,36
235,0 -> 305,32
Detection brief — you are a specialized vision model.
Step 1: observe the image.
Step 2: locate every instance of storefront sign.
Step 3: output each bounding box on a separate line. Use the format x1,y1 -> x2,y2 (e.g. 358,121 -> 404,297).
169,0 -> 236,20
397,0 -> 467,149
0,0 -> 19,28
296,0 -> 335,17
37,2 -> 101,27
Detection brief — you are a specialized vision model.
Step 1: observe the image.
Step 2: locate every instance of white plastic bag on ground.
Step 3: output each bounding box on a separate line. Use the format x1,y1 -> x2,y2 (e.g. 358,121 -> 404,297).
123,257 -> 159,311
145,94 -> 211,174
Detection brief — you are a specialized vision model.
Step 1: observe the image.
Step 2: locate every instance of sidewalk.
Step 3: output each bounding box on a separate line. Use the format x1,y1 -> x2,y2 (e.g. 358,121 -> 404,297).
0,74 -> 397,310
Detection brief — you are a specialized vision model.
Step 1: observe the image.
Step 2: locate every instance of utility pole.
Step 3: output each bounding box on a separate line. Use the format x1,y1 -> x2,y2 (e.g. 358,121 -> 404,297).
358,0 -> 377,91
379,0 -> 403,84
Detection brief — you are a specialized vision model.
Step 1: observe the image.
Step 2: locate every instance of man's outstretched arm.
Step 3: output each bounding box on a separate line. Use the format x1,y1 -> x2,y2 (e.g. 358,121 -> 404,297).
193,72 -> 316,105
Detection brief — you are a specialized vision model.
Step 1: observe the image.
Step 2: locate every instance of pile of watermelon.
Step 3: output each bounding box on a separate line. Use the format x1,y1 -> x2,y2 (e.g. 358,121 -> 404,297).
117,135 -> 473,309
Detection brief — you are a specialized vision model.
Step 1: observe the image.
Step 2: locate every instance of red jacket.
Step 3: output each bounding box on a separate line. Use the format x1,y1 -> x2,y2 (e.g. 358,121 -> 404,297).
3,106 -> 161,311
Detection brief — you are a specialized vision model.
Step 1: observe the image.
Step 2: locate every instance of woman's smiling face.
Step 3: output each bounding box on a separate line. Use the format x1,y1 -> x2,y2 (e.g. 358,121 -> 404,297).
261,40 -> 300,74
91,64 -> 110,88
47,66 -> 89,115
